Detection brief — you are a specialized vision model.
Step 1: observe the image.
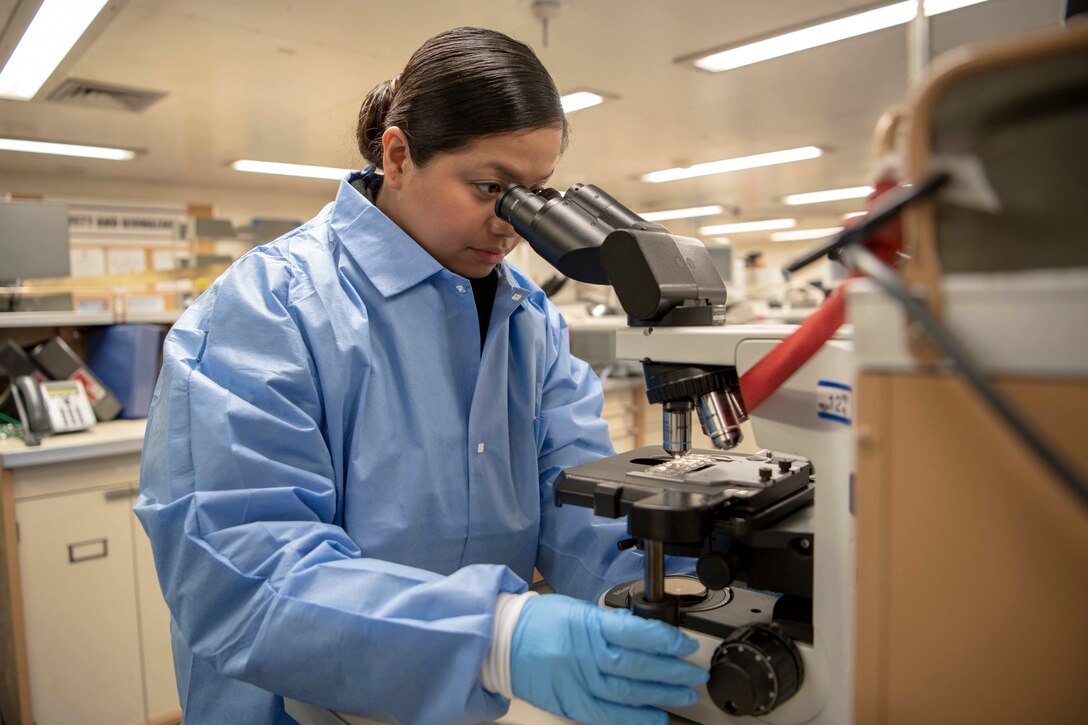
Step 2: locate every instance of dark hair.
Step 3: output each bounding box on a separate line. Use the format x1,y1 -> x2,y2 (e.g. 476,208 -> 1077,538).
356,27 -> 569,169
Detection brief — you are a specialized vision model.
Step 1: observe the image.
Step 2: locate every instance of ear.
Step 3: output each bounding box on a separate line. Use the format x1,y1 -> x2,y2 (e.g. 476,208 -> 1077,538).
381,127 -> 412,189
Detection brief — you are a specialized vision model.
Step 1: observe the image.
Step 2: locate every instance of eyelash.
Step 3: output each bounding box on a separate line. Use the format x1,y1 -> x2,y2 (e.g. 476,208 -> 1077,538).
474,182 -> 503,196
473,182 -> 548,198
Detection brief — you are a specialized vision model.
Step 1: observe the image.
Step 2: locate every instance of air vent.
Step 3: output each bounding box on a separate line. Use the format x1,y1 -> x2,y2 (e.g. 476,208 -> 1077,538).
47,79 -> 166,113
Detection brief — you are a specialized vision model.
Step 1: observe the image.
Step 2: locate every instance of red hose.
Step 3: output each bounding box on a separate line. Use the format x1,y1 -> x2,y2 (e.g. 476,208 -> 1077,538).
738,284 -> 848,413
735,178 -> 902,415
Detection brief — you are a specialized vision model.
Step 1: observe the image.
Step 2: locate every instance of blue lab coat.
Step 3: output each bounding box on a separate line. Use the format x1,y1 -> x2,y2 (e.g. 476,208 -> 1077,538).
135,170 -> 644,724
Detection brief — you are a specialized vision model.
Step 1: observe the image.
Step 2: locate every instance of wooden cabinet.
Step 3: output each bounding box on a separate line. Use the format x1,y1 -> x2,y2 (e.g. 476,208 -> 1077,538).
0,427 -> 179,725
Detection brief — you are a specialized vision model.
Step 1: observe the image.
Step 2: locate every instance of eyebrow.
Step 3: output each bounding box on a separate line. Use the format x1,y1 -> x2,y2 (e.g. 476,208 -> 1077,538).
479,162 -> 555,187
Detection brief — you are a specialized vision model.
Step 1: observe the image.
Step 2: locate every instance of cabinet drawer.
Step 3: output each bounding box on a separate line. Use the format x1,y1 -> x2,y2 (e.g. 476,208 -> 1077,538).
16,487 -> 146,724
12,453 -> 141,501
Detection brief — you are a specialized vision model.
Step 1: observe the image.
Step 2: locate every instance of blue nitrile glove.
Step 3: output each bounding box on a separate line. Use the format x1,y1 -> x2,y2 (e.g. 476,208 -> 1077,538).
510,593 -> 709,725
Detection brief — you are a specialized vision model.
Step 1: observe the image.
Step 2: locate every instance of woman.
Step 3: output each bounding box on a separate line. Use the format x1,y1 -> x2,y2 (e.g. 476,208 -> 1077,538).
136,26 -> 707,725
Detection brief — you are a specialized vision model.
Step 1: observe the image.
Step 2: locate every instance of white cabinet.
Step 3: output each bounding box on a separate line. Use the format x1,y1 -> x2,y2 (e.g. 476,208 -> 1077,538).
17,487 -> 146,725
1,436 -> 179,725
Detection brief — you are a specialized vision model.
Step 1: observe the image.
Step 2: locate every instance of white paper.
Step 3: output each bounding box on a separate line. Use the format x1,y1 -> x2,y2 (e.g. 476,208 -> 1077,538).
151,249 -> 180,271
106,247 -> 148,275
70,247 -> 106,277
126,295 -> 166,312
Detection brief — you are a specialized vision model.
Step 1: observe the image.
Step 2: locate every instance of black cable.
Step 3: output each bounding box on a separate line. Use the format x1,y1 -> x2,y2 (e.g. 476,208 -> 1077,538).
785,172 -> 950,275
540,274 -> 569,297
839,244 -> 1088,508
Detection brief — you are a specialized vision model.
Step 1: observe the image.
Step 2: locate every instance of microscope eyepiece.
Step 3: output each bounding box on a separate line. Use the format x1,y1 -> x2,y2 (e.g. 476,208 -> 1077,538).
495,183 -> 611,284
494,184 -> 551,229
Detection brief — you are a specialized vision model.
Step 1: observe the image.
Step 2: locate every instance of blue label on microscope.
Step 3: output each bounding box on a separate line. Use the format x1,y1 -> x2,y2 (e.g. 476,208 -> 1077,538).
817,380 -> 853,424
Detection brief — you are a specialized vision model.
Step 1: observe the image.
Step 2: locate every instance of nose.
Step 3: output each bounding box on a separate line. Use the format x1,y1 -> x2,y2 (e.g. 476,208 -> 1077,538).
490,215 -> 517,239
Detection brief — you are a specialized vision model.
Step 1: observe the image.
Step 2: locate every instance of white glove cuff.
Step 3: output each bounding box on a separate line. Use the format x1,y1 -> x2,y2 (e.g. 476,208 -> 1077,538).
480,590 -> 538,698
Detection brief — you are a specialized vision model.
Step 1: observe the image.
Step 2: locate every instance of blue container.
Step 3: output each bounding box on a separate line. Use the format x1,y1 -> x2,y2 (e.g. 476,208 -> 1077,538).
84,324 -> 163,419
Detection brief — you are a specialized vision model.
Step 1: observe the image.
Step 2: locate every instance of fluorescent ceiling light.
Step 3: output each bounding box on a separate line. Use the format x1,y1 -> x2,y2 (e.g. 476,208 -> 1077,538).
784,185 -> 873,205
638,205 -> 724,222
232,159 -> 349,180
771,226 -> 843,242
691,0 -> 990,73
699,219 -> 796,235
642,146 -> 822,184
0,137 -> 135,160
561,91 -> 604,114
0,0 -> 110,100
924,0 -> 991,13
843,211 -> 868,220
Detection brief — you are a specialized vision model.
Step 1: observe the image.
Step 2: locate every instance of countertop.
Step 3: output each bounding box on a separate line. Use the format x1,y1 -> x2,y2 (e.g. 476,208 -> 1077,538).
0,383 -> 640,469
0,418 -> 147,469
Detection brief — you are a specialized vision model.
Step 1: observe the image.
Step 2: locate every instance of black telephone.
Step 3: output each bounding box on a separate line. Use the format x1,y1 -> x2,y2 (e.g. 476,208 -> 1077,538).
9,375 -> 96,446
11,376 -> 50,446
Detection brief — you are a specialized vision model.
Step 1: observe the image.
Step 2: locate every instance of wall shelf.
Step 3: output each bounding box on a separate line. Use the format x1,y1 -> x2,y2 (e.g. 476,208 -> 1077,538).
0,310 -> 180,328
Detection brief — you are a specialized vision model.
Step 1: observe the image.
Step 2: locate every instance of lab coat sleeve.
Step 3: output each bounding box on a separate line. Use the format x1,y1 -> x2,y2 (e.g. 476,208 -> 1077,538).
134,251 -> 522,725
533,301 -> 646,601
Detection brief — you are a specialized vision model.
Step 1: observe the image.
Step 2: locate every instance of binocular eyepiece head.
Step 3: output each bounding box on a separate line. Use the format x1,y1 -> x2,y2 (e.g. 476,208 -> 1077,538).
495,183 -> 668,285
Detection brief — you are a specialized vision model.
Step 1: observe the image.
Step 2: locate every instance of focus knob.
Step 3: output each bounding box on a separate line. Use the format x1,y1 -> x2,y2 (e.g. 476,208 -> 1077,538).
707,623 -> 803,717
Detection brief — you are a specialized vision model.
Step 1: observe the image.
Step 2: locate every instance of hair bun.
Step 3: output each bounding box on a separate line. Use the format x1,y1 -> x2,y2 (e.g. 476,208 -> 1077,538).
356,77 -> 399,168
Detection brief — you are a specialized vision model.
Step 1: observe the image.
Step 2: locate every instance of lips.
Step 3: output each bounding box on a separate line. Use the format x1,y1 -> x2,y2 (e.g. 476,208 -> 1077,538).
471,248 -> 507,264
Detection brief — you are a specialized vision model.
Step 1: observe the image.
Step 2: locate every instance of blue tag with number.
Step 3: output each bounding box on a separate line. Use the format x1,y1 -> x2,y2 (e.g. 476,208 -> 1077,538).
817,380 -> 853,424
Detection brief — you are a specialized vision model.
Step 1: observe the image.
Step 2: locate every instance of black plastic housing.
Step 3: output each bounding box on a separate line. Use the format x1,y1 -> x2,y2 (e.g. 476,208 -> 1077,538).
496,183 -> 728,325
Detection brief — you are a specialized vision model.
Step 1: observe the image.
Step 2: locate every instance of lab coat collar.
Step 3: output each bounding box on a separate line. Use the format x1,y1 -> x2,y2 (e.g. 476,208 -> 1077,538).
331,169 -> 444,298
492,264 -> 533,312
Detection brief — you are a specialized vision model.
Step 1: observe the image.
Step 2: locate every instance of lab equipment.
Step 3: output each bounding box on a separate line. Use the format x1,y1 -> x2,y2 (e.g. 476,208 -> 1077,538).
29,336 -> 122,421
0,339 -> 47,381
496,181 -> 856,723
509,593 -> 705,725
0,200 -> 72,312
849,23 -> 1088,723
0,200 -> 71,283
84,324 -> 163,418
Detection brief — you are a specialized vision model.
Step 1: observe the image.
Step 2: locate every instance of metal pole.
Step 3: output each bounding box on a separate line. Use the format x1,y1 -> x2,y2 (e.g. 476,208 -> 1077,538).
644,539 -> 665,602
908,0 -> 931,83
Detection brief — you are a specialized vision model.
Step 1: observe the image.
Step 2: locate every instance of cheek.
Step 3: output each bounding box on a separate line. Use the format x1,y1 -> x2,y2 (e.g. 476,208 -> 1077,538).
430,194 -> 490,238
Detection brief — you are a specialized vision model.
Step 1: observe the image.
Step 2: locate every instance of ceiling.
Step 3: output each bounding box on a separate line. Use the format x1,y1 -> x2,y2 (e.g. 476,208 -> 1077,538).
0,0 -> 1068,243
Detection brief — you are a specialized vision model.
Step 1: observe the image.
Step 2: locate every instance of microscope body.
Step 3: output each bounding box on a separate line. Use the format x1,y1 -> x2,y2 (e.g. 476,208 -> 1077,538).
593,324 -> 856,725
498,182 -> 855,723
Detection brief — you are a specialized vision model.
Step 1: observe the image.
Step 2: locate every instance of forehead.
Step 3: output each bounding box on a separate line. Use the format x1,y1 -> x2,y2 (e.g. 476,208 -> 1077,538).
438,127 -> 563,183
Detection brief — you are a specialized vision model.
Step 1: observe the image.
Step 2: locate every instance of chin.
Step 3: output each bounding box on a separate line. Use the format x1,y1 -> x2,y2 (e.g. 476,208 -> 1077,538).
454,261 -> 497,279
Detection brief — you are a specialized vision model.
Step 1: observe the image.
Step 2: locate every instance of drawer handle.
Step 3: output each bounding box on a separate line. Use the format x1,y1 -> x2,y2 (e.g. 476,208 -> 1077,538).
104,486 -> 140,501
68,538 -> 109,563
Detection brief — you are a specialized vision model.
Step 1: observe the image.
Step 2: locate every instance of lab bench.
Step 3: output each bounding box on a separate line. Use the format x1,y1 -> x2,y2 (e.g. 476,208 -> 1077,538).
0,419 -> 180,725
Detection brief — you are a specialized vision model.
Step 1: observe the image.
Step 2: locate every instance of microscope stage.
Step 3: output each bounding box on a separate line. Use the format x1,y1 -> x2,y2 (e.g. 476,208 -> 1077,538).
555,446 -> 814,525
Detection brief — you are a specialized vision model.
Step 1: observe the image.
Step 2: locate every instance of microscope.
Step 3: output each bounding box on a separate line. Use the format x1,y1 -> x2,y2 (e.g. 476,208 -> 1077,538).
497,185 -> 855,724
